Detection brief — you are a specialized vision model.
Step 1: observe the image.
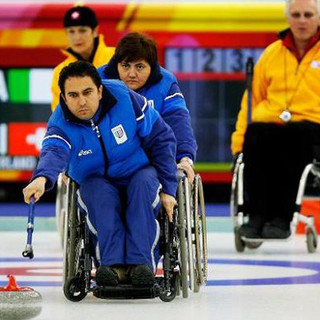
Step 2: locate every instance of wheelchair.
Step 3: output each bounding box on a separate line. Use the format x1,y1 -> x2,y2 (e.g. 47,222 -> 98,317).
231,153 -> 318,253
61,171 -> 208,302
55,174 -> 67,246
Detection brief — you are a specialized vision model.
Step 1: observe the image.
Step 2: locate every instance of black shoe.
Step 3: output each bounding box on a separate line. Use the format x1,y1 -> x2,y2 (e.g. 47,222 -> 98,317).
261,223 -> 291,239
96,265 -> 119,286
239,224 -> 261,239
112,266 -> 129,284
130,264 -> 155,287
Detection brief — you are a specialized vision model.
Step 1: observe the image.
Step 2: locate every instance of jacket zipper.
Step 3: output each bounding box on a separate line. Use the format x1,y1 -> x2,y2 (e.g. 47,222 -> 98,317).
90,119 -> 109,178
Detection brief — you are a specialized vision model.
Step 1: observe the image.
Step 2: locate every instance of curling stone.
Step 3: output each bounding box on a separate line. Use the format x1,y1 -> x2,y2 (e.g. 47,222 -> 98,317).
0,275 -> 42,320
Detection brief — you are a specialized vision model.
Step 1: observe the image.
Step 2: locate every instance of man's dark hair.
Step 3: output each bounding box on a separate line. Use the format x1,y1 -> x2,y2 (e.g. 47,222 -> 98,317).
58,61 -> 102,95
64,6 -> 98,29
114,32 -> 158,67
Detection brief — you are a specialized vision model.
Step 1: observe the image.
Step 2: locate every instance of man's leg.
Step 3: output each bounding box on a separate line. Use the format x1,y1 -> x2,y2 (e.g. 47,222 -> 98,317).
241,122 -> 284,237
125,166 -> 161,285
78,176 -> 125,267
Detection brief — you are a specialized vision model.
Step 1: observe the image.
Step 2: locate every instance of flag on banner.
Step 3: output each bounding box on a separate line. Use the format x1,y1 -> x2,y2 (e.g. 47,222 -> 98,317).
0,124 -> 8,155
7,68 -> 53,104
8,123 -> 47,156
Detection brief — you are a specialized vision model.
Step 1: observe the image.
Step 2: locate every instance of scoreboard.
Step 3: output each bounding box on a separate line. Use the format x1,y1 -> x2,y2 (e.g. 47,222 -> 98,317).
165,48 -> 263,73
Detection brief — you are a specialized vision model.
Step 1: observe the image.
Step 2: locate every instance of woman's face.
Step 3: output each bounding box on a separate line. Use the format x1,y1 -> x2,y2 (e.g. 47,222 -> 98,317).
66,26 -> 97,59
117,59 -> 151,91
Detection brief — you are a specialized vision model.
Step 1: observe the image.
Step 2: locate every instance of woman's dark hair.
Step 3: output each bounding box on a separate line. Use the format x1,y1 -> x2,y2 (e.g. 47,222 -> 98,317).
115,32 -> 158,66
58,61 -> 102,95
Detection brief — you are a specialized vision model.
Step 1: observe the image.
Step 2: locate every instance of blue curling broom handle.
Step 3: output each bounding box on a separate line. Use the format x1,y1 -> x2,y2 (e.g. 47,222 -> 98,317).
246,57 -> 254,125
22,196 -> 35,259
27,196 -> 35,245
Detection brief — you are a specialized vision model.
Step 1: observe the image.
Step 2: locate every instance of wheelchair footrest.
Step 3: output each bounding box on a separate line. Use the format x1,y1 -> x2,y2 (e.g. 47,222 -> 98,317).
93,284 -> 160,300
242,236 -> 292,242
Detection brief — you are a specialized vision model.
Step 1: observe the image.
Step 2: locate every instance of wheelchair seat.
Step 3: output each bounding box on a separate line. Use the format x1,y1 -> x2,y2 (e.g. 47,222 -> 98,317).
62,172 -> 208,302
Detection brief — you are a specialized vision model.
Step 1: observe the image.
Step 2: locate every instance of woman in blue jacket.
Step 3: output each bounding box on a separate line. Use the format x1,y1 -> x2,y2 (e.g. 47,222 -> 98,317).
98,32 -> 197,184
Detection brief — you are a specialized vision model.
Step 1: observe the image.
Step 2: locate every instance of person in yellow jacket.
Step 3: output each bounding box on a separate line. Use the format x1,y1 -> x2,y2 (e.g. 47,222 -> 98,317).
52,6 -> 114,245
232,0 -> 320,239
51,5 -> 114,111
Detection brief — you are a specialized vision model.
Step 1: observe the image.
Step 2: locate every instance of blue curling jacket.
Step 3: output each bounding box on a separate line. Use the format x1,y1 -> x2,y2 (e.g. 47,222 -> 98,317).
98,59 -> 197,162
32,79 -> 177,197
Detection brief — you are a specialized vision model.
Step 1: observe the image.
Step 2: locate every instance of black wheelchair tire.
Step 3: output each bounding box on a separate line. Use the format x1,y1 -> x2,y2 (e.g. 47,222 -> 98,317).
63,277 -> 87,302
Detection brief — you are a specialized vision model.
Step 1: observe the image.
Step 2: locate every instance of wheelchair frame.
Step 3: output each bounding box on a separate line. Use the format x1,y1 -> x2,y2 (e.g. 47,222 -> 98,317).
230,153 -> 318,253
61,172 -> 207,302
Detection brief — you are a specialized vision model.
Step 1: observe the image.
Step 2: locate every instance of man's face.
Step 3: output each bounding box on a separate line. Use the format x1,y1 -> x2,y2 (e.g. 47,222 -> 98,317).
63,76 -> 102,120
66,26 -> 97,56
117,59 -> 151,91
288,0 -> 319,42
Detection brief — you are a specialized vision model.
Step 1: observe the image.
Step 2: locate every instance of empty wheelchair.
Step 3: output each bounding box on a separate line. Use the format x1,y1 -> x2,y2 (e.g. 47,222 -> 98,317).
231,153 -> 318,253
62,171 -> 207,302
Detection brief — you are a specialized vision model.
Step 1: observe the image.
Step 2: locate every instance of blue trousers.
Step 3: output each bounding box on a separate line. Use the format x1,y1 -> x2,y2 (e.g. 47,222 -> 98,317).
77,166 -> 161,272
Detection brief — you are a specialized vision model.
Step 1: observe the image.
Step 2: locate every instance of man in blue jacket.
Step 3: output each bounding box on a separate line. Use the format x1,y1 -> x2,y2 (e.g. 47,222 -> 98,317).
98,32 -> 197,184
23,61 -> 177,287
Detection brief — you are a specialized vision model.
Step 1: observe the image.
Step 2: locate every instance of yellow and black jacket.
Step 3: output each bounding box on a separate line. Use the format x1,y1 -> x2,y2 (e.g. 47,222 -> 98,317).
51,34 -> 114,111
231,29 -> 320,155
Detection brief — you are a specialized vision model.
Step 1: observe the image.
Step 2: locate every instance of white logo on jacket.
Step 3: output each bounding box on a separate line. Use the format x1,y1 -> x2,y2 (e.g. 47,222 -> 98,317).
111,124 -> 128,144
78,149 -> 93,157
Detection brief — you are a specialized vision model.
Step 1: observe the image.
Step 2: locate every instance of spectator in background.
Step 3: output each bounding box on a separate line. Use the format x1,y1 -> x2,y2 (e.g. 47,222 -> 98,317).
51,5 -> 114,110
231,0 -> 320,239
98,32 -> 197,185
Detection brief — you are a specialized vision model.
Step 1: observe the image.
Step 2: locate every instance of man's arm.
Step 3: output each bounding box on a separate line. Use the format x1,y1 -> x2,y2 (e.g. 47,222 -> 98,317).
129,90 -> 178,220
161,82 -> 197,185
23,126 -> 71,203
161,82 -> 197,162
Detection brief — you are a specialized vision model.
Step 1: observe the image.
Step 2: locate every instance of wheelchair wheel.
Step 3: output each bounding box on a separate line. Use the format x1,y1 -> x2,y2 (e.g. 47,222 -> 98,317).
193,175 -> 208,288
246,241 -> 263,249
177,178 -> 189,298
56,174 -> 67,247
306,228 -> 317,253
230,164 -> 238,222
234,227 -> 245,252
64,277 -> 87,302
62,180 -> 80,285
184,180 -> 196,293
159,273 -> 179,302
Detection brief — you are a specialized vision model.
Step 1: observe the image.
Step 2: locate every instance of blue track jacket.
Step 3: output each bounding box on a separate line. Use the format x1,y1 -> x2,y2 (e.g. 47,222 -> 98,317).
32,79 -> 177,197
98,58 -> 197,162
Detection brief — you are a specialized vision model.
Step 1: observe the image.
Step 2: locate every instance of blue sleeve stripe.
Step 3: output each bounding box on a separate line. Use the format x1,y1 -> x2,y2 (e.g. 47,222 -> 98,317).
136,97 -> 148,121
142,97 -> 148,111
42,135 -> 71,149
164,92 -> 184,101
136,113 -> 145,121
129,89 -> 147,120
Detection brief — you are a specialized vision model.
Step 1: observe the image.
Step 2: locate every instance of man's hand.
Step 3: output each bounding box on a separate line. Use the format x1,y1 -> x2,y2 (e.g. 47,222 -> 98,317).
60,172 -> 69,185
177,157 -> 195,185
23,177 -> 47,204
160,192 -> 177,222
